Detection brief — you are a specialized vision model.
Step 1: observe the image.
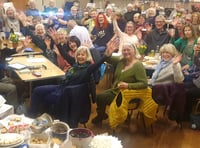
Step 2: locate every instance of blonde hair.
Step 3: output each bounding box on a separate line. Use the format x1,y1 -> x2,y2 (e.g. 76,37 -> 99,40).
146,8 -> 156,18
57,28 -> 67,36
159,43 -> 178,57
35,23 -> 45,30
75,46 -> 93,63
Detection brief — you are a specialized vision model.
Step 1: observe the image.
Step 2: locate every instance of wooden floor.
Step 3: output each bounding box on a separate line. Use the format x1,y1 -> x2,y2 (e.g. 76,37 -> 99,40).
81,73 -> 200,148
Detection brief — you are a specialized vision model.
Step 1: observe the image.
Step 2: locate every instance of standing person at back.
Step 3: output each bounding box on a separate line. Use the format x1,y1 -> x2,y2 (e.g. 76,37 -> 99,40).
43,0 -> 58,18
124,3 -> 135,22
81,8 -> 97,34
171,24 -> 197,77
67,5 -> 82,25
0,4 -> 20,32
91,12 -> 114,55
113,13 -> 140,55
144,15 -> 171,55
26,0 -> 40,17
67,19 -> 94,48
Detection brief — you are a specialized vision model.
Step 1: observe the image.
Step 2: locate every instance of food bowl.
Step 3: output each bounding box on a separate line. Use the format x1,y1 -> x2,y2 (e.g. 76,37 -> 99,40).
69,128 -> 93,148
50,121 -> 69,144
30,113 -> 53,134
28,133 -> 50,148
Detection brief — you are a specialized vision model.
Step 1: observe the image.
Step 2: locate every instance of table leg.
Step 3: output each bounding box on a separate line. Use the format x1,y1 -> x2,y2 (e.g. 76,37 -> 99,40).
29,81 -> 32,98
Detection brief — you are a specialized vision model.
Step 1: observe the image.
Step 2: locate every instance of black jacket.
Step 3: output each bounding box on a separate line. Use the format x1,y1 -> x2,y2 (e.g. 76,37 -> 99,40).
0,48 -> 17,79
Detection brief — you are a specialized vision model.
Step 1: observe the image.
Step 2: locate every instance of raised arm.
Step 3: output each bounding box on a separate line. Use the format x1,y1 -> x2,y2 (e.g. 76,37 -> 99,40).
112,14 -> 123,36
87,38 -> 119,74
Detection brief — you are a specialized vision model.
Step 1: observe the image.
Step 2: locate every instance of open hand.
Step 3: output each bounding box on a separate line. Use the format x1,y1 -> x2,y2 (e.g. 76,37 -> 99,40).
48,28 -> 59,44
44,37 -> 51,48
118,81 -> 128,90
23,36 -> 32,47
173,54 -> 182,64
105,37 -> 119,57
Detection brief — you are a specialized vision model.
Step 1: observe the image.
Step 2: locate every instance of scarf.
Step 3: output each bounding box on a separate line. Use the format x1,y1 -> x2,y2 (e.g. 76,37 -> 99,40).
65,61 -> 90,80
151,59 -> 172,85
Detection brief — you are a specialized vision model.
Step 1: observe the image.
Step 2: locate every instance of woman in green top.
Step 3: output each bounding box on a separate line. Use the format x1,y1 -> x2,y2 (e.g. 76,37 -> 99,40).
92,42 -> 148,124
171,24 -> 197,72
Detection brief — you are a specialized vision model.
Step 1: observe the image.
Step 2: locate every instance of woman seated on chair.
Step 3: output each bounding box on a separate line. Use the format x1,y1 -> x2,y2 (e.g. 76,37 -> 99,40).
27,39 -> 118,121
150,43 -> 185,122
184,37 -> 200,119
150,43 -> 184,86
92,42 -> 158,128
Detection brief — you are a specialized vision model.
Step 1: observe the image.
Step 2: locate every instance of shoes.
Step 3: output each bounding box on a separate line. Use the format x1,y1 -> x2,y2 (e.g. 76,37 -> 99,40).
91,113 -> 108,124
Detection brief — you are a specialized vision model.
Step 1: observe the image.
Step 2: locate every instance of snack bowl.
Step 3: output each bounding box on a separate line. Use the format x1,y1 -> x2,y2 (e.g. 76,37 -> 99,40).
28,133 -> 50,148
30,124 -> 45,134
50,121 -> 69,144
69,128 -> 93,148
30,113 -> 53,134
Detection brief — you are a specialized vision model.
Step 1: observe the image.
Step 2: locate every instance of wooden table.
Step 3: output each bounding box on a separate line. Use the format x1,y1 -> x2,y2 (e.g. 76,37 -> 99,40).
8,55 -> 65,96
142,56 -> 160,70
8,55 -> 65,82
1,40 -> 43,56
12,42 -> 43,57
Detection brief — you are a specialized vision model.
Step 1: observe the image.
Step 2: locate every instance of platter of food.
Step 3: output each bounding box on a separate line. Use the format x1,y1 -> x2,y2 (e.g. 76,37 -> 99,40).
0,133 -> 24,147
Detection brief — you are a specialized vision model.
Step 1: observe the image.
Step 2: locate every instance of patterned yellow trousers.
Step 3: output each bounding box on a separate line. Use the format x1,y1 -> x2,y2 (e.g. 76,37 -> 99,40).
109,87 -> 158,129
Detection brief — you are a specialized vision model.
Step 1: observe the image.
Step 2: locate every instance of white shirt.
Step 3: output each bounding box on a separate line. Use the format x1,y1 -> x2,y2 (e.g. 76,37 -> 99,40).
69,25 -> 94,48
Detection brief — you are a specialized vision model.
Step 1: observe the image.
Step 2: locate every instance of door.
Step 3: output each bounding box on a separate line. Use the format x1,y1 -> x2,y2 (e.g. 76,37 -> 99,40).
8,0 -> 29,11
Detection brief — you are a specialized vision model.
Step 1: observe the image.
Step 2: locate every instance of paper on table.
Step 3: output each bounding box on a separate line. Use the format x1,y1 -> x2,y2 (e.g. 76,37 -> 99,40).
27,58 -> 46,63
8,63 -> 27,70
0,95 -> 6,107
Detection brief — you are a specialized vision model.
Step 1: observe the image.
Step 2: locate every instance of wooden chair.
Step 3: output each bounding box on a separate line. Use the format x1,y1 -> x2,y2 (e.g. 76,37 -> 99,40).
126,98 -> 153,135
113,98 -> 153,135
152,83 -> 186,128
56,83 -> 95,128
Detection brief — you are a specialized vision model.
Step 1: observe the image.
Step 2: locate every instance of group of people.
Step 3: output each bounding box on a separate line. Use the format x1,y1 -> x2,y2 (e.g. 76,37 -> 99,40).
0,0 -> 200,129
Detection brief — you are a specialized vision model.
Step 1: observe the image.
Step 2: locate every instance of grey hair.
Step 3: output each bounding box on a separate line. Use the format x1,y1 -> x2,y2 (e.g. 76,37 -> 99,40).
122,42 -> 141,59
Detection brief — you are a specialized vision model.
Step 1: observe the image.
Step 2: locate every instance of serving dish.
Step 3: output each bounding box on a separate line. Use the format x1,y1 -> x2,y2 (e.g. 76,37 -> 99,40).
69,128 -> 93,148
28,133 -> 50,148
0,133 -> 24,147
50,121 -> 69,144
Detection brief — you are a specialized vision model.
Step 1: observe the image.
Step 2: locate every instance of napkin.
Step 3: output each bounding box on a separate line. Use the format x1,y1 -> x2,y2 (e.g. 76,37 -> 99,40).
0,95 -> 6,107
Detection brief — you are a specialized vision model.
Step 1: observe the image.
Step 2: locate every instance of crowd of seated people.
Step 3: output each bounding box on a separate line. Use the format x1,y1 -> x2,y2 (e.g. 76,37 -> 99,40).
0,0 -> 200,129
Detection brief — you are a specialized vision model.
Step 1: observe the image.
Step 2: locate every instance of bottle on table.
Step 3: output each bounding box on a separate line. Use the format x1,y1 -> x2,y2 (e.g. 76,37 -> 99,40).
155,45 -> 160,59
149,50 -> 155,57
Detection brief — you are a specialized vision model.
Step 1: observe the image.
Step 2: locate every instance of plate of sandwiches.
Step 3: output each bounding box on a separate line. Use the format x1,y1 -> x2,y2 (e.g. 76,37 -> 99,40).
0,133 -> 24,147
